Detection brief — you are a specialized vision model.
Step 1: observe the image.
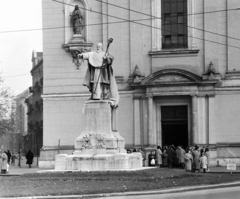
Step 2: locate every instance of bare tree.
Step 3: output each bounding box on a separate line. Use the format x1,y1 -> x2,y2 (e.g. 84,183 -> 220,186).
0,74 -> 15,135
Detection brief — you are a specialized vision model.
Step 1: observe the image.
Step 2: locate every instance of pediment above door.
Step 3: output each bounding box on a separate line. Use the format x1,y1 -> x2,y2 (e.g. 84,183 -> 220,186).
130,69 -> 218,88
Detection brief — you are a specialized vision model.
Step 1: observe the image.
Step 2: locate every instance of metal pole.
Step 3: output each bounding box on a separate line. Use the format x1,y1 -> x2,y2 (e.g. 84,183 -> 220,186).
18,144 -> 21,168
37,146 -> 39,167
58,139 -> 60,154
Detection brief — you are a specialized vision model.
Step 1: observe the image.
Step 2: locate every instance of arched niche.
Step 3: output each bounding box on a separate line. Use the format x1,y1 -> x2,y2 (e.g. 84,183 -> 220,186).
64,0 -> 89,43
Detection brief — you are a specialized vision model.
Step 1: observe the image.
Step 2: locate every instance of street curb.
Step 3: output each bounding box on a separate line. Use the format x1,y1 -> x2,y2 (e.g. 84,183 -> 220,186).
0,174 -> 22,177
2,181 -> 240,199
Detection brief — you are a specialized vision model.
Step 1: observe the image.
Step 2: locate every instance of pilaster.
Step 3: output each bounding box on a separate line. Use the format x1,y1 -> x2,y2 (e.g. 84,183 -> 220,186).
208,96 -> 216,144
147,94 -> 154,146
133,98 -> 141,146
192,95 -> 199,145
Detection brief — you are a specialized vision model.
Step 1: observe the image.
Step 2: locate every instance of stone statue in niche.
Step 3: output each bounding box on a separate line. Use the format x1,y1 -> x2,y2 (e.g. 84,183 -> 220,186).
78,41 -> 119,107
71,5 -> 84,35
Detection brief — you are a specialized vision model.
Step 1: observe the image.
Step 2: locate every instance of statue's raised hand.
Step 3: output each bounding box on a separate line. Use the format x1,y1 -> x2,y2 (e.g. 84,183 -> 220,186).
78,53 -> 83,59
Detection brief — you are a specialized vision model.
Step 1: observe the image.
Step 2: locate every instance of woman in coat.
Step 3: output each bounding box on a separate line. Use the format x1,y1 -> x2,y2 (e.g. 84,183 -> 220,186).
26,150 -> 34,168
162,146 -> 168,167
192,146 -> 200,172
156,146 -> 162,167
179,146 -> 186,169
148,150 -> 157,167
205,147 -> 210,171
184,150 -> 193,172
1,151 -> 8,174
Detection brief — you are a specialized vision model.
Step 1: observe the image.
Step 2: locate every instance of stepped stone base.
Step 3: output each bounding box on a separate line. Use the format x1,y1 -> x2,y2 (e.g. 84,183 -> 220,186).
55,153 -> 142,171
54,100 -> 142,171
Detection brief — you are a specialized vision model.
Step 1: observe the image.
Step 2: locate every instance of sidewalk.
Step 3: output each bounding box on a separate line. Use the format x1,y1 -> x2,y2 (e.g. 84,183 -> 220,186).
208,166 -> 240,173
0,157 -> 50,176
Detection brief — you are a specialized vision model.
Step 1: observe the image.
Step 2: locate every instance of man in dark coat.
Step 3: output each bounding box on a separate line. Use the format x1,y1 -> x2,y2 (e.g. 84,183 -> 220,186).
166,145 -> 174,168
6,150 -> 11,164
26,150 -> 34,168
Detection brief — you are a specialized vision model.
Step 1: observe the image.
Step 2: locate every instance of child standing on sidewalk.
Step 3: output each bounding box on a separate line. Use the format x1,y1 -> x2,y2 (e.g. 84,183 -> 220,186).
200,152 -> 208,173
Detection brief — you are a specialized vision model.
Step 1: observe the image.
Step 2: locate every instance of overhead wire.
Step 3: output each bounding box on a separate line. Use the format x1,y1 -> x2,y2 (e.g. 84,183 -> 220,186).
53,0 -> 240,50
0,18 -> 153,34
4,73 -> 30,78
96,0 -> 240,42
0,0 -> 239,44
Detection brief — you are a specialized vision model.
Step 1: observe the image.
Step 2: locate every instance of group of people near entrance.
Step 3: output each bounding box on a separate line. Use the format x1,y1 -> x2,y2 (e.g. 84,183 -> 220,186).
0,150 -> 34,174
147,145 -> 210,173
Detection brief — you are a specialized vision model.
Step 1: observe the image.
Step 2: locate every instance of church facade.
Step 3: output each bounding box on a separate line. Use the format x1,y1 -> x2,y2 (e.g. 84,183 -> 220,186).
41,0 -> 240,168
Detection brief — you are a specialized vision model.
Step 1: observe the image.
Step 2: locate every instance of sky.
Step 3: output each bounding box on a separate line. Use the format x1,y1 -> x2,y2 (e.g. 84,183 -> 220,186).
0,0 -> 43,95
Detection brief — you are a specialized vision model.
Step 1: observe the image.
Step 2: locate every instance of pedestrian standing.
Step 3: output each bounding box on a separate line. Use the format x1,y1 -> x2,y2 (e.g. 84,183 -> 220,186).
26,150 -> 34,168
1,151 -> 8,174
148,150 -> 157,167
192,146 -> 200,172
200,152 -> 208,173
11,153 -> 17,166
6,150 -> 11,165
162,146 -> 168,167
18,151 -> 22,167
138,148 -> 145,166
179,146 -> 186,169
205,147 -> 210,172
172,145 -> 178,167
156,146 -> 162,167
166,145 -> 174,168
184,150 -> 193,172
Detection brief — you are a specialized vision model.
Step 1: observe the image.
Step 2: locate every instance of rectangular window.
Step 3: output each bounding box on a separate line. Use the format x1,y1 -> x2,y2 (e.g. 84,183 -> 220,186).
162,0 -> 188,49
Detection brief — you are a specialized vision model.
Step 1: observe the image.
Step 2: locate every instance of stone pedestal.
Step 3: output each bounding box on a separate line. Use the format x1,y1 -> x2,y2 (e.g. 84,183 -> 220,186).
55,100 -> 142,171
69,34 -> 85,43
74,100 -> 125,153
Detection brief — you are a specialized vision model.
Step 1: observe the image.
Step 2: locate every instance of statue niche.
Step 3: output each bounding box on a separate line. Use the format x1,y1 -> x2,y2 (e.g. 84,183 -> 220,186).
62,0 -> 93,69
71,5 -> 84,35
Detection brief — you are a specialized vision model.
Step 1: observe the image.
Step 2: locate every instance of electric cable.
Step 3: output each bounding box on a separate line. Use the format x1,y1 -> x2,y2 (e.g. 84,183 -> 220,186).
96,0 -> 240,42
0,0 -> 239,44
53,0 -> 240,50
4,73 -> 30,78
0,18 -> 153,34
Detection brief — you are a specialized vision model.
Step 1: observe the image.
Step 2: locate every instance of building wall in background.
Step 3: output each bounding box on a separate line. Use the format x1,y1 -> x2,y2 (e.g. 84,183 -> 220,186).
41,0 -> 240,168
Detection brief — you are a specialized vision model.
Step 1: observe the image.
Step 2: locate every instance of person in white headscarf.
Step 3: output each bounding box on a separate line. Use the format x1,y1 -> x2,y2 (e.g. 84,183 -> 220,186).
1,151 -> 8,174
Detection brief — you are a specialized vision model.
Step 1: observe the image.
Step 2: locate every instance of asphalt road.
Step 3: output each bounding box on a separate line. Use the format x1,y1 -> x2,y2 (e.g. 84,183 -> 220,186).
97,186 -> 240,199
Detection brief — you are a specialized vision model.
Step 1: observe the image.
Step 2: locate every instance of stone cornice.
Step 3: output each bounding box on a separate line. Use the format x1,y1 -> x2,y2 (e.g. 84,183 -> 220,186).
149,49 -> 200,58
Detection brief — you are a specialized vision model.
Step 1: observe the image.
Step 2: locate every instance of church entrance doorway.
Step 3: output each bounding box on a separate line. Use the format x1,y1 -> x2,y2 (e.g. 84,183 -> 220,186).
161,105 -> 188,148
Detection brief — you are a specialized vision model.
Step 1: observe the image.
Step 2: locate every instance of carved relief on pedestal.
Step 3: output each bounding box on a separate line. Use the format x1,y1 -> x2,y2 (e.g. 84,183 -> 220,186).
82,133 -> 106,149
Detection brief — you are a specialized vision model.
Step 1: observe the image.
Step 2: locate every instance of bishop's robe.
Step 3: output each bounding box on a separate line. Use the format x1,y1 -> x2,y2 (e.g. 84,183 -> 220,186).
82,51 -> 119,107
